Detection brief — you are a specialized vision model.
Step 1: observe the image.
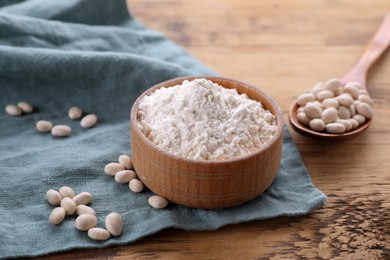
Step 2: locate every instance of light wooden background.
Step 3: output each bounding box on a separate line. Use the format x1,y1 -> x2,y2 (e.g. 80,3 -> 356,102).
40,0 -> 390,259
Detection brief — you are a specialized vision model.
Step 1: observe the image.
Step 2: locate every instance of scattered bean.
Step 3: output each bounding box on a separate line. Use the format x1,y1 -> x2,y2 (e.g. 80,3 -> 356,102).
321,107 -> 338,123
304,102 -> 322,118
296,93 -> 315,106
148,195 -> 168,209
118,154 -> 133,169
68,106 -> 82,120
49,207 -> 66,225
326,123 -> 346,134
105,212 -> 123,236
60,197 -> 77,215
51,125 -> 71,137
76,205 -> 96,216
80,114 -> 98,128
59,186 -> 75,199
129,179 -> 144,193
75,214 -> 97,231
17,101 -> 33,114
36,120 -> 53,132
104,163 -> 125,176
88,228 -> 110,241
309,119 -> 326,132
5,104 -> 22,117
46,189 -> 62,206
356,102 -> 374,119
73,192 -> 93,205
115,170 -> 136,184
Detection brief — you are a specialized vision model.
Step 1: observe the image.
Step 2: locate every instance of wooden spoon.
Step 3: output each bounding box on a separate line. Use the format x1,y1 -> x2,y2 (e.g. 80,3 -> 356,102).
289,11 -> 390,141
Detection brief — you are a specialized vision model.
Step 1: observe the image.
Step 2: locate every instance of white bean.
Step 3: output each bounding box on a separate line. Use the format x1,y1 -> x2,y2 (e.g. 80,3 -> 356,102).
348,118 -> 359,129
104,163 -> 125,176
316,90 -> 334,100
73,192 -> 93,205
337,106 -> 351,120
118,154 -> 133,169
345,81 -> 363,90
68,106 -> 82,120
336,93 -> 354,106
343,85 -> 360,99
335,119 -> 352,132
49,207 -> 66,225
148,195 -> 168,209
358,94 -> 374,105
322,98 -> 339,108
297,112 -> 310,125
304,103 -> 322,118
349,105 -> 356,117
88,228 -> 110,241
36,120 -> 53,132
80,114 -> 98,128
296,93 -> 315,106
309,118 -> 326,132
356,103 -> 374,119
46,189 -> 62,206
59,186 -> 75,199
5,104 -> 22,117
105,212 -> 123,236
353,114 -> 366,125
75,214 -> 97,231
326,123 -> 346,134
115,170 -> 136,184
60,197 -> 77,215
323,78 -> 342,93
321,107 -> 338,123
129,179 -> 144,193
76,205 -> 96,216
17,101 -> 33,114
51,125 -> 71,137
310,82 -> 324,95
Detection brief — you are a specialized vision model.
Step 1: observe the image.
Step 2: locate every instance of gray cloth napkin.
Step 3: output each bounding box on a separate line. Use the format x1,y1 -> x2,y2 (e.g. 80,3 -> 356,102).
0,0 -> 326,258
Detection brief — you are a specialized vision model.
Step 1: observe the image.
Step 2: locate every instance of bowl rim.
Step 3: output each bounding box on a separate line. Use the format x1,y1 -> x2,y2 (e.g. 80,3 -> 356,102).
130,76 -> 284,165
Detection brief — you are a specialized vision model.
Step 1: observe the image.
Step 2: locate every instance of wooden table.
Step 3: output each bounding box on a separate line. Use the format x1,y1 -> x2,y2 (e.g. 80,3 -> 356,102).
40,0 -> 390,259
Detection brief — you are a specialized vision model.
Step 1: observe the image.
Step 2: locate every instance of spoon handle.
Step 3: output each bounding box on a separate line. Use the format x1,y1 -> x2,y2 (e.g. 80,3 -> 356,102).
342,11 -> 390,88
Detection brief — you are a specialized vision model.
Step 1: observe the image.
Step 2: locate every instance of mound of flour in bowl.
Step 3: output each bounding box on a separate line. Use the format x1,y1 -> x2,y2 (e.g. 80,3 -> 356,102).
137,78 -> 277,160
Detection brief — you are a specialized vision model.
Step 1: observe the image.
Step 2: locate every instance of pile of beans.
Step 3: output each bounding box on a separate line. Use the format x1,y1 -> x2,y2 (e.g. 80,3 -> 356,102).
105,154 -> 169,209
46,187 -> 122,241
295,79 -> 374,134
5,102 -> 97,137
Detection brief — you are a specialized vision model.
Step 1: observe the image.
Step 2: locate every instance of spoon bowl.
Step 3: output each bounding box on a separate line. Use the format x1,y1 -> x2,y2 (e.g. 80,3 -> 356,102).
289,101 -> 372,141
289,11 -> 390,140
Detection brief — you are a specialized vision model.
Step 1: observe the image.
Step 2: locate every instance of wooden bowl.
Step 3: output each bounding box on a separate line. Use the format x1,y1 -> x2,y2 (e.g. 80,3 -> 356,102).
130,76 -> 284,209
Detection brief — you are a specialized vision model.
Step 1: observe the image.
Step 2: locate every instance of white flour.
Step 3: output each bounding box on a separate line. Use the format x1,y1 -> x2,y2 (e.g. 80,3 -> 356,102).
137,78 -> 277,160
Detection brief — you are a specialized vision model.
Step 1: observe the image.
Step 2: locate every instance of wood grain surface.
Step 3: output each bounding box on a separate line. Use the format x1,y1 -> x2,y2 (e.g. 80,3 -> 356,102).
37,0 -> 390,259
